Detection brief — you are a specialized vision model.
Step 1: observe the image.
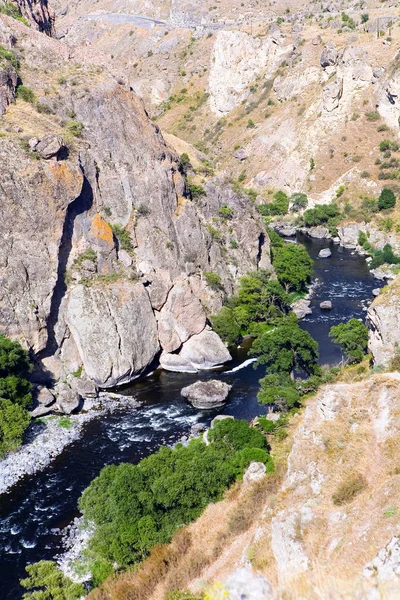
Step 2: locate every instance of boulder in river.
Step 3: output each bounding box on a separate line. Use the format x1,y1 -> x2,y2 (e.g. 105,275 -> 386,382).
372,288 -> 381,297
318,248 -> 332,258
320,301 -> 332,310
181,380 -> 232,410
291,298 -> 312,319
308,226 -> 331,239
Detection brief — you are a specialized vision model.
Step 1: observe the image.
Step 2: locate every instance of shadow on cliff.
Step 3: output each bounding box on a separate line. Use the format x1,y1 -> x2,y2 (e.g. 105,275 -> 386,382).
38,170 -> 93,362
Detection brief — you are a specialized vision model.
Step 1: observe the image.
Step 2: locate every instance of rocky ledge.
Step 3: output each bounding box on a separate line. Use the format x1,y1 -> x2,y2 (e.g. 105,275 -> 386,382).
181,380 -> 232,410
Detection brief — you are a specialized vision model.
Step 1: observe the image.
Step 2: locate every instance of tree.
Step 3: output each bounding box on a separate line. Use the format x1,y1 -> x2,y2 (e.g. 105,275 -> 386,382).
250,321 -> 319,378
0,399 -> 30,456
290,192 -> 308,212
378,188 -> 396,211
271,243 -> 314,292
257,373 -> 300,410
78,421 -> 271,577
329,319 -> 369,363
20,561 -> 85,600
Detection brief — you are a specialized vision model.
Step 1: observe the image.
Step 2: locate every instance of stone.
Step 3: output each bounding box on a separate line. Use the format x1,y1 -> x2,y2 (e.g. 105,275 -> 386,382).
28,137 -> 40,150
30,404 -> 54,418
372,288 -> 381,297
291,298 -> 312,319
320,301 -> 332,310
66,281 -> 159,388
308,226 -> 331,239
320,42 -> 338,68
55,384 -> 81,414
224,568 -> 272,599
35,135 -> 65,159
233,148 -> 248,161
179,329 -> 232,371
190,423 -> 206,436
318,248 -> 332,258
273,222 -> 297,237
159,352 -> 198,373
36,386 -> 55,407
243,462 -> 267,484
312,35 -> 322,45
181,379 -> 232,410
364,536 -> 400,581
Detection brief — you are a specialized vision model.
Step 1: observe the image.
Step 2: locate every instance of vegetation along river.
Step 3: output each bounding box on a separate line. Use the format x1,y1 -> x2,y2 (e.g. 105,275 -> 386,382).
0,234 -> 383,599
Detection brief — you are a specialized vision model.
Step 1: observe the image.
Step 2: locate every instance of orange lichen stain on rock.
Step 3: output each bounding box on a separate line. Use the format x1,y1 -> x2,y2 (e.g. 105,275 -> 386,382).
90,213 -> 114,247
48,162 -> 82,195
176,195 -> 187,216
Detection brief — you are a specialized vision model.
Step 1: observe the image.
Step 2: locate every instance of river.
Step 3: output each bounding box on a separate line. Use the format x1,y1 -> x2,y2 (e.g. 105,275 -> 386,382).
0,235 -> 383,599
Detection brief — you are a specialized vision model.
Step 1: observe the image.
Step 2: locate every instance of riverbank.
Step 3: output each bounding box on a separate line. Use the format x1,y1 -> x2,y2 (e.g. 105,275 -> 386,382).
0,395 -> 141,496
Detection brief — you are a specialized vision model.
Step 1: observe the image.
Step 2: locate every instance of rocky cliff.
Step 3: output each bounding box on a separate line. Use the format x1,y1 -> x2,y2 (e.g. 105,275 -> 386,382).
368,275 -> 400,366
0,13 -> 270,403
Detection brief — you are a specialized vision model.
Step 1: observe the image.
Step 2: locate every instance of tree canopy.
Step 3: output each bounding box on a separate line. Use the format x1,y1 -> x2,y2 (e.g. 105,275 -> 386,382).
329,319 -> 369,363
78,419 -> 271,580
250,320 -> 319,378
21,560 -> 85,600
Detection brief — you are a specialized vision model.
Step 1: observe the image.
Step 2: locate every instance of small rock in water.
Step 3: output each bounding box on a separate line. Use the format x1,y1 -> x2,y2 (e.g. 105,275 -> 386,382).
320,301 -> 332,310
190,423 -> 206,436
291,298 -> 312,319
181,380 -> 232,410
372,288 -> 381,297
318,248 -> 332,258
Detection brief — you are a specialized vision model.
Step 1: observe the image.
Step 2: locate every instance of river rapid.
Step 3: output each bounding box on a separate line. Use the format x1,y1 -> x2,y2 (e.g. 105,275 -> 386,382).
0,235 -> 383,599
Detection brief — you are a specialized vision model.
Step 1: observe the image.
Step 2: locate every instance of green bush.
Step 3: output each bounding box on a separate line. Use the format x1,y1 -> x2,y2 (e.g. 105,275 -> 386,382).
0,45 -> 20,70
66,120 -> 84,137
111,224 -> 133,251
290,192 -> 308,212
0,2 -> 29,25
218,205 -> 233,219
303,204 -> 341,228
204,271 -> 222,291
16,85 -> 36,103
329,319 -> 369,363
0,399 -> 30,456
378,188 -> 396,210
257,373 -> 300,410
258,191 -> 289,216
188,182 -> 206,199
20,561 -> 85,600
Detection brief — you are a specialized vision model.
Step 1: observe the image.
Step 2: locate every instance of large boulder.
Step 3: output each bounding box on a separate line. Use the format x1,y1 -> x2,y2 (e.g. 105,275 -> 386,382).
54,383 -> 81,414
160,329 -> 231,373
66,281 -> 159,387
244,462 -> 267,484
223,568 -> 272,600
181,379 -> 232,410
35,135 -> 65,159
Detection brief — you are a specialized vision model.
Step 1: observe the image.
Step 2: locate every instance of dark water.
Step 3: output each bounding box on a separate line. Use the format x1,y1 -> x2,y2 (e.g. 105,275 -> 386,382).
0,236 -> 383,599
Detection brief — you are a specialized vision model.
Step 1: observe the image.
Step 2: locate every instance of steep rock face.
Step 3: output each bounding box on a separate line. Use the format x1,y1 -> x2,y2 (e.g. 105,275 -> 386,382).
367,275 -> 400,366
209,30 -> 291,115
0,60 -> 17,115
0,137 -> 83,352
66,282 -> 159,388
0,17 -> 269,392
14,0 -> 55,35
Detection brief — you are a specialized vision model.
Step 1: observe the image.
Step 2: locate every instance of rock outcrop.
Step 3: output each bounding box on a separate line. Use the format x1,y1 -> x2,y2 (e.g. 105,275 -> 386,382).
368,276 -> 400,366
0,16 -> 268,399
66,282 -> 159,388
15,0 -> 55,35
